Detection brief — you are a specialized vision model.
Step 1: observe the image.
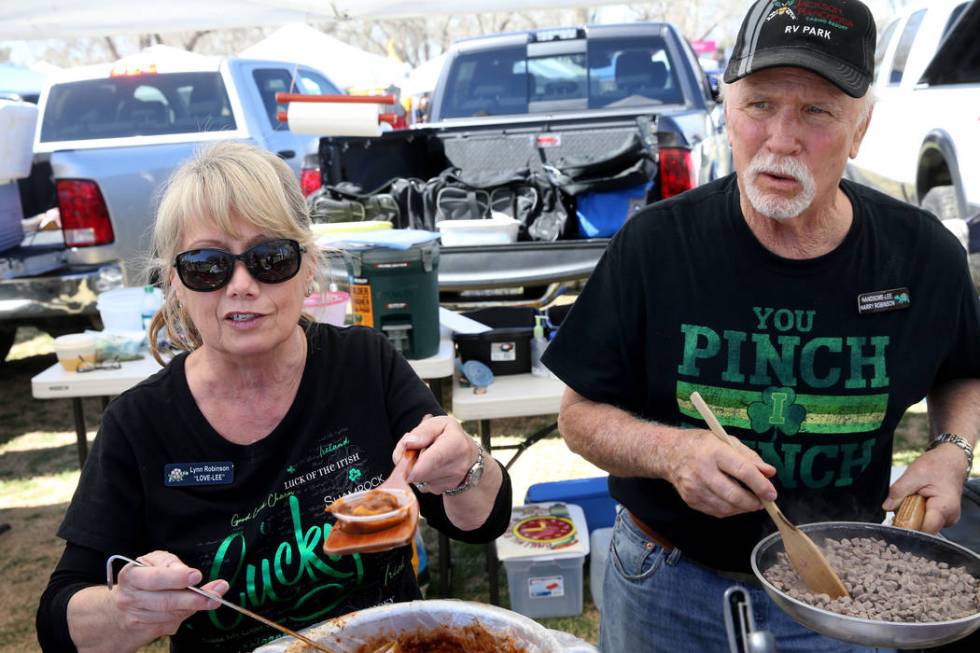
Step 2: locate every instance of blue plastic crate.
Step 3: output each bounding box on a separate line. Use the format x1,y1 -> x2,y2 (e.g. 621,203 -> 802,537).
524,476 -> 617,534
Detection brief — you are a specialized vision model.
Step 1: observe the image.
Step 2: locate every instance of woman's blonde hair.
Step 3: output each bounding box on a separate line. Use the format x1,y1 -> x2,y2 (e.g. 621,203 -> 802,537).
147,141 -> 324,364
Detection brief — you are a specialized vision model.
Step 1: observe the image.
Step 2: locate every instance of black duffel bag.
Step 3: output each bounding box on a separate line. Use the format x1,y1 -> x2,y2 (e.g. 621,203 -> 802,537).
308,181 -> 401,225
424,168 -> 546,239
544,131 -> 656,196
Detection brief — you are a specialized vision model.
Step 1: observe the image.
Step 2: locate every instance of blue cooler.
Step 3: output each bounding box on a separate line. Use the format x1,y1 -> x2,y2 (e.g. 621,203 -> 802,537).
525,476 -> 617,534
575,182 -> 651,238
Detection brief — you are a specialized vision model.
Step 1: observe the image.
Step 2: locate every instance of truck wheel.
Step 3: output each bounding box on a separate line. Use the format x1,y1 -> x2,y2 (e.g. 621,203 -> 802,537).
0,326 -> 15,365
921,185 -> 960,221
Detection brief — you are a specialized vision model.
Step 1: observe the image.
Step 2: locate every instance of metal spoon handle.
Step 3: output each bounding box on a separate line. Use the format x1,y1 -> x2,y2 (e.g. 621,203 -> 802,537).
105,555 -> 334,653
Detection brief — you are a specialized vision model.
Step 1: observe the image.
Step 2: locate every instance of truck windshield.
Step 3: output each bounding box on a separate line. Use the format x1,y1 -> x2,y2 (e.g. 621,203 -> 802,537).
39,72 -> 237,142
441,35 -> 682,119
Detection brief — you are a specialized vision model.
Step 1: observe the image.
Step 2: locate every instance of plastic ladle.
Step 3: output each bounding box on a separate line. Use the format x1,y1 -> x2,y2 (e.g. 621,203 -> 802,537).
689,391 -> 850,599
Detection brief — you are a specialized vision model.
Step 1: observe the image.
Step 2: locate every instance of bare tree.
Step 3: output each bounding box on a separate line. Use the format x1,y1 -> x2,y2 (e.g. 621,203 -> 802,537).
17,0 -> 756,70
183,30 -> 213,51
104,37 -> 121,60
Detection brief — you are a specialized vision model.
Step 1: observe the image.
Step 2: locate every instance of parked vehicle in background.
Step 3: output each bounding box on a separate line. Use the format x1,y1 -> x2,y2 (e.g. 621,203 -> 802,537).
318,22 -> 731,306
0,50 -> 342,362
849,1 -> 979,229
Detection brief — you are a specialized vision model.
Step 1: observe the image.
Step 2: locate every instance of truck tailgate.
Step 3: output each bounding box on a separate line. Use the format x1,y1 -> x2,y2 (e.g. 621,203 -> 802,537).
439,239 -> 607,290
0,231 -> 66,280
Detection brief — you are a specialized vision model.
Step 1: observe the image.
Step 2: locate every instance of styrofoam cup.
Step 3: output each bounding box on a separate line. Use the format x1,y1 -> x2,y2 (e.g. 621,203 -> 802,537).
97,287 -> 145,332
304,290 -> 349,326
53,333 -> 97,372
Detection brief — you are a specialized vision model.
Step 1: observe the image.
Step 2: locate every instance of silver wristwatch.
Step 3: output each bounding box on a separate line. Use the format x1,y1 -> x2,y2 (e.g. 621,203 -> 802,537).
927,432 -> 974,476
444,445 -> 486,496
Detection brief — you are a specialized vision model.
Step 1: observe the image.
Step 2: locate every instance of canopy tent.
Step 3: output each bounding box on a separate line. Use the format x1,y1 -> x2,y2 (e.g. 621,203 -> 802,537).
400,53 -> 447,98
0,0 -> 627,40
240,24 -> 408,91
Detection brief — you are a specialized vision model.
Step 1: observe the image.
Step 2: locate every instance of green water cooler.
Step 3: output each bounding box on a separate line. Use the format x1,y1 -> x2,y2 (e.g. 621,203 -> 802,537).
347,240 -> 440,359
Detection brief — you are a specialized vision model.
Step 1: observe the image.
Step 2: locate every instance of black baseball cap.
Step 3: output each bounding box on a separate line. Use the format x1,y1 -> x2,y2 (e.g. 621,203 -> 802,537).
723,0 -> 876,98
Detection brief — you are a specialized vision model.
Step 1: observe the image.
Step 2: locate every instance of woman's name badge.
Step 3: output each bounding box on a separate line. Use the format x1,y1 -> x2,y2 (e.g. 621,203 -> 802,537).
857,288 -> 911,315
164,462 -> 234,487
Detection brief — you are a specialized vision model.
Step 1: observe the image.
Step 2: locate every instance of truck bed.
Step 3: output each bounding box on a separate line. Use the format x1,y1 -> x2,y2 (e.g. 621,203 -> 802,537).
320,115 -> 656,304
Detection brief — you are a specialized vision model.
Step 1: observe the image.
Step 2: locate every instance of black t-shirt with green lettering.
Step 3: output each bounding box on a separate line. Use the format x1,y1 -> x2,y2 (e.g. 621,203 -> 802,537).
543,174 -> 980,573
42,324 -> 511,652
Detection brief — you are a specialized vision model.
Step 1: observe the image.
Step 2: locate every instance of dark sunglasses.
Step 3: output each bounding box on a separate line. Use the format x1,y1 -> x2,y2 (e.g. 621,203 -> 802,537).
173,238 -> 305,292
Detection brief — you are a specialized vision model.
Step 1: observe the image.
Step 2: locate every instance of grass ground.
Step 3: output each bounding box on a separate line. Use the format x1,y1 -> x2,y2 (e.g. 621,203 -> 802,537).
0,327 -> 963,652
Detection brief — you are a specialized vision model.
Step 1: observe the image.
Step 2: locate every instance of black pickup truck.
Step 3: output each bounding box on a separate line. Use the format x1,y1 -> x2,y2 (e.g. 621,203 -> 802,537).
318,22 -> 731,306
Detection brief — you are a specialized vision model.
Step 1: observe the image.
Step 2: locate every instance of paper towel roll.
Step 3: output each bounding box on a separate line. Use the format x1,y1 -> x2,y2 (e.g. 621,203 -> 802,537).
286,101 -> 382,137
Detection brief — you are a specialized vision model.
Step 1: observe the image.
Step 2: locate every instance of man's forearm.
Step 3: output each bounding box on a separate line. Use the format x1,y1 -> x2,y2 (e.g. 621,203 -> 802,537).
926,378 -> 979,478
927,378 -> 980,447
557,389 -> 681,479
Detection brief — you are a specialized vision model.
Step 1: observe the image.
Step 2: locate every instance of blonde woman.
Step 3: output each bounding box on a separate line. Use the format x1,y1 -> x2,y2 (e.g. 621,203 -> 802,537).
37,142 -> 509,653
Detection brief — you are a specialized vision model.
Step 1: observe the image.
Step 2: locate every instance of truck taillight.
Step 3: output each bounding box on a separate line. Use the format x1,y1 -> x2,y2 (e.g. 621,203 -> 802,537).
659,147 -> 696,199
300,166 -> 322,197
57,179 -> 115,247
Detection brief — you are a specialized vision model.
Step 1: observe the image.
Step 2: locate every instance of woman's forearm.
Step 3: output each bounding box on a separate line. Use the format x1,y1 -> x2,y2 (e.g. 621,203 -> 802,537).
67,586 -> 160,653
443,456 -> 504,531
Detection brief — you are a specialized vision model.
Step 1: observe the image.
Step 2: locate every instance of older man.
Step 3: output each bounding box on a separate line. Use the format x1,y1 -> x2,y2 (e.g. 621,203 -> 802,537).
542,1 -> 980,651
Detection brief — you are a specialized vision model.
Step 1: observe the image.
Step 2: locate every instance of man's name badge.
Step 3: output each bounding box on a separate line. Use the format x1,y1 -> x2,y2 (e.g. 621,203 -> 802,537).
857,288 -> 911,315
165,462 -> 234,487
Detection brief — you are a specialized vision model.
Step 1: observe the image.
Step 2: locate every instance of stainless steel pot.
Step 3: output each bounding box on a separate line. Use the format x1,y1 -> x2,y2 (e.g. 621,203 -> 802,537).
751,522 -> 980,649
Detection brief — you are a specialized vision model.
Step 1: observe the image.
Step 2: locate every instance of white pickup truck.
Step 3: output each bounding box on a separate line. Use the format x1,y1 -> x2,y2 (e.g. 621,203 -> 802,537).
0,49 -> 340,362
849,0 -> 979,289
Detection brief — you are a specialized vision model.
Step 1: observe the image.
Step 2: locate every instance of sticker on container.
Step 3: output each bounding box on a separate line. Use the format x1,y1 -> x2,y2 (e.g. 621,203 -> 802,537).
528,575 -> 565,599
351,281 -> 374,328
491,341 -> 517,362
513,516 -> 576,544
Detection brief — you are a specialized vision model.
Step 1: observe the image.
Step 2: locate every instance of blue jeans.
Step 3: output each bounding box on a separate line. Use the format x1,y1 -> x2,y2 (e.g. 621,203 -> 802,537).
599,509 -> 894,653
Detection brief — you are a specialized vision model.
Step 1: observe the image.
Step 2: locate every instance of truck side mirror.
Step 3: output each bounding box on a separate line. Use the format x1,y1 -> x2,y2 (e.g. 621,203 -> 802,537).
706,71 -> 722,102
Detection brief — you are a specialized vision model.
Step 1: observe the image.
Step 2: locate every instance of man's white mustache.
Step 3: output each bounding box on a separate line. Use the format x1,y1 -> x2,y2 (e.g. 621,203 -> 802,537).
747,154 -> 811,184
743,152 -> 817,220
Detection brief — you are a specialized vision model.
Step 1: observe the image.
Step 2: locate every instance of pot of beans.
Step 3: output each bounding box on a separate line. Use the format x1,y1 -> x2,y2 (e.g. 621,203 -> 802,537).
751,521 -> 980,648
252,600 -> 598,653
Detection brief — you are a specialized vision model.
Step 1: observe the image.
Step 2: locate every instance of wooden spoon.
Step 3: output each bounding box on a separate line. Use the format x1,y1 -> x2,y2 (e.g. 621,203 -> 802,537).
893,494 -> 927,530
381,447 -> 419,491
323,449 -> 420,555
689,392 -> 850,599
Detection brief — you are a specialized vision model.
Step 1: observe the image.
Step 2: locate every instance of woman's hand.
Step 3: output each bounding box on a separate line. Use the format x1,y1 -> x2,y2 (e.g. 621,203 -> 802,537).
392,414 -> 504,532
109,551 -> 228,640
393,414 -> 478,495
68,550 -> 230,653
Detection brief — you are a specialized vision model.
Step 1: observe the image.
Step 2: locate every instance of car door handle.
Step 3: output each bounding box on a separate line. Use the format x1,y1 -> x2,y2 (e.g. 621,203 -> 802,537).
276,150 -> 296,160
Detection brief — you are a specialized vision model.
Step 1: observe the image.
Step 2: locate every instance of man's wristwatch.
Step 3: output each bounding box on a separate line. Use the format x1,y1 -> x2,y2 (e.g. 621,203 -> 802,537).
927,432 -> 974,476
444,444 -> 486,496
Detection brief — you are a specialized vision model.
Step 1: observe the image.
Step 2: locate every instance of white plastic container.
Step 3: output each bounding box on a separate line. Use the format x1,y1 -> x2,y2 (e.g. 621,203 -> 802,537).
140,285 -> 163,332
437,214 -> 520,246
497,502 -> 590,619
589,527 -> 614,611
303,290 -> 349,326
97,287 -> 149,332
53,333 -> 97,372
0,99 -> 38,180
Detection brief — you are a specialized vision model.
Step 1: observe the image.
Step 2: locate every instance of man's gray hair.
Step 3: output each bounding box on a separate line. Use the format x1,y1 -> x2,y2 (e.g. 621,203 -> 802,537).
859,88 -> 876,126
